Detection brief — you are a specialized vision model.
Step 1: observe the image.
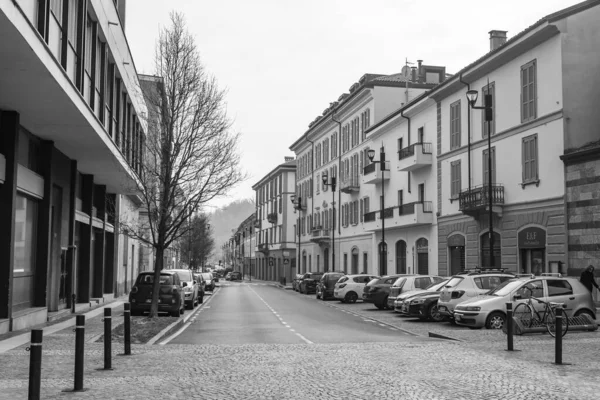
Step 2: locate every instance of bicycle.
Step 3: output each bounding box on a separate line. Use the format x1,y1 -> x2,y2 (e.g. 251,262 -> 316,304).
512,285 -> 568,337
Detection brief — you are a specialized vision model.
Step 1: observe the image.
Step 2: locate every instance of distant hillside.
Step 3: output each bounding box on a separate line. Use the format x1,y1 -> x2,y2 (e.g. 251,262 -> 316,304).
208,198 -> 255,262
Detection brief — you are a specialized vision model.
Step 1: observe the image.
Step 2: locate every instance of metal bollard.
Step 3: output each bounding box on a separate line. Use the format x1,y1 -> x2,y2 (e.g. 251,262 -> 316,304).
27,330 -> 43,400
124,303 -> 131,355
506,302 -> 514,351
555,307 -> 563,365
74,315 -> 85,391
102,308 -> 113,370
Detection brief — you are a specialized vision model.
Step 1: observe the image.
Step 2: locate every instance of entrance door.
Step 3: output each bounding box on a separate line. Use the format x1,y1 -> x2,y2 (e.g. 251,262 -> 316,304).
520,249 -> 545,276
351,248 -> 359,274
449,246 -> 465,275
416,238 -> 429,275
395,240 -> 407,274
324,248 -> 329,272
51,186 -> 68,309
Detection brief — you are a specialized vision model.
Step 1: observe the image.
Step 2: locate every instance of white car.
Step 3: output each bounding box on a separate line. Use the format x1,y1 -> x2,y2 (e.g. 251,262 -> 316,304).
334,274 -> 379,303
387,275 -> 445,309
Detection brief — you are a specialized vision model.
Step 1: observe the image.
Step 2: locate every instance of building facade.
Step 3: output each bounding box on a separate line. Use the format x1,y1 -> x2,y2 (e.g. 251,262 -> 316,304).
0,0 -> 146,332
252,157 -> 297,283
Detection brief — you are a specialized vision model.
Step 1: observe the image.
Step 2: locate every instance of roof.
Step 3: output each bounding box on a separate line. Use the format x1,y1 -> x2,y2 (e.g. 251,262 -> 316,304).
252,158 -> 296,189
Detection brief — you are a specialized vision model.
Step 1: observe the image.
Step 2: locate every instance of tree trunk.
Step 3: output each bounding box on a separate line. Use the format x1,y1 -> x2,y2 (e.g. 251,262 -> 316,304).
148,248 -> 165,318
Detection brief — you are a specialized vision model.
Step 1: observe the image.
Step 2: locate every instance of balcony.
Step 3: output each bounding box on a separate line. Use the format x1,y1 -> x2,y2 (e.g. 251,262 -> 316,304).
340,176 -> 360,194
362,161 -> 390,185
257,243 -> 270,255
397,142 -> 433,172
459,184 -> 505,218
310,228 -> 331,245
362,202 -> 434,231
267,212 -> 278,224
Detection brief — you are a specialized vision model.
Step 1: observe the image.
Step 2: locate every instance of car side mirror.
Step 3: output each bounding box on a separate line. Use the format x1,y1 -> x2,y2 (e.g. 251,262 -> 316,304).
182,282 -> 188,287
513,294 -> 521,300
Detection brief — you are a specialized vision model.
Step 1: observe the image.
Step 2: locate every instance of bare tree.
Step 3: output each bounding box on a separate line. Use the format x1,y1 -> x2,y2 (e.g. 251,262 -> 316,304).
180,213 -> 215,271
122,12 -> 245,318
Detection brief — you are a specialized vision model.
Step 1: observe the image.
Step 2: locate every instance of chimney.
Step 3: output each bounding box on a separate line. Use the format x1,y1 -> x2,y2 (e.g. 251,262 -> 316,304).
411,67 -> 417,82
417,60 -> 423,82
489,30 -> 507,51
285,156 -> 294,162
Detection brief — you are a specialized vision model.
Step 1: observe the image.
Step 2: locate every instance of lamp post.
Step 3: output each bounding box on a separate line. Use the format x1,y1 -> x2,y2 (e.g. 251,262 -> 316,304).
466,84 -> 495,268
321,171 -> 336,272
367,146 -> 387,276
291,195 -> 303,274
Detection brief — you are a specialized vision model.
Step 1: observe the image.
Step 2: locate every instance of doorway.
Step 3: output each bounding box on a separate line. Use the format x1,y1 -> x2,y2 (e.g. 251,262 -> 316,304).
324,248 -> 329,272
416,238 -> 429,275
51,185 -> 68,309
351,248 -> 359,275
395,240 -> 407,274
520,249 -> 545,276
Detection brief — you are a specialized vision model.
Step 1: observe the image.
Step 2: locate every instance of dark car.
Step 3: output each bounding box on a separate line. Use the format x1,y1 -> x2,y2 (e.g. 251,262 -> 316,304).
193,273 -> 207,301
292,274 -> 304,292
396,279 -> 450,321
129,271 -> 184,317
362,274 -> 405,310
229,271 -> 242,281
171,269 -> 201,308
201,272 -> 215,291
316,272 -> 345,300
299,272 -> 324,294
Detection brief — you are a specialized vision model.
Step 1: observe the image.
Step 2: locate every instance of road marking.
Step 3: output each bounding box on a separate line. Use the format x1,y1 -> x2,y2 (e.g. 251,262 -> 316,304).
295,332 -> 313,344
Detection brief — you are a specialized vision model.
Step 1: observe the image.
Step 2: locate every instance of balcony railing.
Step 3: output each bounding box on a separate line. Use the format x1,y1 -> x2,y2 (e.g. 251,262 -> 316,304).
459,184 -> 505,214
340,176 -> 360,193
363,162 -> 376,175
310,228 -> 330,245
364,211 -> 377,222
362,161 -> 390,184
267,212 -> 278,224
398,142 -> 433,160
398,201 -> 433,216
381,207 -> 395,219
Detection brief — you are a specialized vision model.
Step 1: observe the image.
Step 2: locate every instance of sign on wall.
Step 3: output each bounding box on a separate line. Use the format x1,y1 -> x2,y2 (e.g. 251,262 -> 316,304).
518,227 -> 546,249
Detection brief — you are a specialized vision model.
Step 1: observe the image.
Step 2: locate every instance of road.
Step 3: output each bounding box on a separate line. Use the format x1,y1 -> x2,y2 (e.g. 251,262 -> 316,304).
169,281 -> 424,345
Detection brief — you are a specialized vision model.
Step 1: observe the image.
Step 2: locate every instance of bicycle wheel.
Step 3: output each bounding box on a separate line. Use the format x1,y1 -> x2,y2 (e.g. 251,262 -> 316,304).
546,309 -> 569,338
513,303 -> 534,327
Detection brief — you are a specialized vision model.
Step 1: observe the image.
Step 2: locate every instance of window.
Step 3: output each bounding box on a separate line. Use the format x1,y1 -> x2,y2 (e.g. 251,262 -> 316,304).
547,280 -> 573,297
353,200 -> 358,225
364,197 -> 370,213
522,134 -> 538,185
482,82 -> 496,137
13,195 -> 38,277
50,0 -> 63,24
451,160 -> 461,198
316,174 -> 320,194
331,132 -> 338,158
418,127 -> 424,143
67,0 -> 78,46
482,147 -> 496,185
450,100 -> 461,150
516,281 -> 544,299
521,60 -> 537,122
415,277 -> 431,289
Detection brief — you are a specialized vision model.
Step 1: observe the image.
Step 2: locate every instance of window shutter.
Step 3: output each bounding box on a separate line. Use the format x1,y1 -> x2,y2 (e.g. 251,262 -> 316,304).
360,199 -> 364,222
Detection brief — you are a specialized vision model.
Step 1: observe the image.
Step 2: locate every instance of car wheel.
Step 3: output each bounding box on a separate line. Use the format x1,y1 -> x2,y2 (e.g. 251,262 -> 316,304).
574,310 -> 596,329
345,292 -> 358,304
428,304 -> 445,322
486,311 -> 506,330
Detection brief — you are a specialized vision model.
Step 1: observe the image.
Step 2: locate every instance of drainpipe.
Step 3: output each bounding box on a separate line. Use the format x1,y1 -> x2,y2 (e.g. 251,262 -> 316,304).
459,73 -> 472,193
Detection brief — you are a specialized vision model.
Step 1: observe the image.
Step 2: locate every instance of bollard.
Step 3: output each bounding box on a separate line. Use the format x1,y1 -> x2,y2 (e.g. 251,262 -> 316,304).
506,302 -> 514,351
102,308 -> 113,370
124,303 -> 131,355
27,330 -> 43,400
74,315 -> 85,391
555,307 -> 563,365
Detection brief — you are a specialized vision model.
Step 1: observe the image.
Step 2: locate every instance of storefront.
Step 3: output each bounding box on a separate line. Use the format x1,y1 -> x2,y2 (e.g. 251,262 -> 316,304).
518,226 -> 546,276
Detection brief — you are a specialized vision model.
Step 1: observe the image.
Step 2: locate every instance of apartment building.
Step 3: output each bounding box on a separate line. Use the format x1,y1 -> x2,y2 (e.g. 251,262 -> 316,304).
0,0 -> 146,332
237,213 -> 257,279
252,157 -> 297,283
432,0 -> 600,277
290,67 -> 445,276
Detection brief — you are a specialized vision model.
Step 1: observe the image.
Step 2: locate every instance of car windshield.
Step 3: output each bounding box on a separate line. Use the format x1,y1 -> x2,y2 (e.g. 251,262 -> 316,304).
487,279 -> 523,296
338,277 -> 349,283
392,277 -> 407,288
201,273 -> 212,280
444,277 -> 464,288
175,271 -> 192,282
137,274 -> 173,285
426,279 -> 449,291
367,278 -> 384,286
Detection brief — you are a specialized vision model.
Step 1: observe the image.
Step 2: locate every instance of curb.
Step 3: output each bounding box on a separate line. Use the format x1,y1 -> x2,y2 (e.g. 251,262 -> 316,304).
428,331 -> 463,342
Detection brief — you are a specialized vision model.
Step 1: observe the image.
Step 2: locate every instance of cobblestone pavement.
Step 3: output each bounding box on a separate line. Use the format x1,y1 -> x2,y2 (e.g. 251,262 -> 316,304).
1,282 -> 600,399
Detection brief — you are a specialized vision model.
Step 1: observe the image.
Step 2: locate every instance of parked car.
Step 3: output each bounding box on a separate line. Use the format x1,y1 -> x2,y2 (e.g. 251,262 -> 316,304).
292,274 -> 304,292
453,275 -> 597,330
129,271 -> 184,317
363,274 -> 406,309
171,269 -> 200,309
437,269 -> 516,321
395,279 -> 451,321
202,272 -> 216,291
334,274 -> 379,303
316,272 -> 345,300
387,275 -> 445,309
229,271 -> 242,281
299,272 -> 324,294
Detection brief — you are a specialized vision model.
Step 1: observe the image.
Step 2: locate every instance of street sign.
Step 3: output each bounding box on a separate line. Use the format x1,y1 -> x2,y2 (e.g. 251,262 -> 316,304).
283,258 -> 289,265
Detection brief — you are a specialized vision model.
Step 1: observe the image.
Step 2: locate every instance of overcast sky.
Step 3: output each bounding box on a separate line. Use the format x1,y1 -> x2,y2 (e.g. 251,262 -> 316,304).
125,0 -> 581,209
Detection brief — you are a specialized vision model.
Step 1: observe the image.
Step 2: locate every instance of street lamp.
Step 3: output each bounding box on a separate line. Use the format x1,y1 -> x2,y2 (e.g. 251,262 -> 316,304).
466,84 -> 495,268
291,194 -> 303,273
367,146 -> 387,276
321,170 -> 336,272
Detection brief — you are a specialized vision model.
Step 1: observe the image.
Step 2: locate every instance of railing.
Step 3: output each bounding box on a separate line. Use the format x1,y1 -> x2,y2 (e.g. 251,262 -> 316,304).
459,184 -> 505,211
340,176 -> 360,191
381,207 -> 395,219
363,163 -> 376,175
398,201 -> 433,216
397,142 -> 433,160
267,212 -> 278,223
312,228 -> 330,237
364,211 -> 377,222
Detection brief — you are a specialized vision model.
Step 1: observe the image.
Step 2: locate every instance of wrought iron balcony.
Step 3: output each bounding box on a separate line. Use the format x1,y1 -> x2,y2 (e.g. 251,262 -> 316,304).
340,176 -> 360,193
310,228 -> 331,245
362,161 -> 390,185
267,212 -> 278,224
397,142 -> 433,172
458,184 -> 505,217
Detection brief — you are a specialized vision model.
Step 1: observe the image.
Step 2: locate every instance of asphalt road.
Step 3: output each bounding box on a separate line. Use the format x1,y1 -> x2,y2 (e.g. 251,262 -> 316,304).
168,281 -> 427,345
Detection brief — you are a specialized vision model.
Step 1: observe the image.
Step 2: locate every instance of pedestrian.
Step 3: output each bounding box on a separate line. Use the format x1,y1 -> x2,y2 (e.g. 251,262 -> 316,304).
580,265 -> 600,293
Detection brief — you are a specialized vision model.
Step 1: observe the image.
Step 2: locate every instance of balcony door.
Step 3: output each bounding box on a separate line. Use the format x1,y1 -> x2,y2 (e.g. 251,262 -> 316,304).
395,240 -> 407,274
418,184 -> 424,203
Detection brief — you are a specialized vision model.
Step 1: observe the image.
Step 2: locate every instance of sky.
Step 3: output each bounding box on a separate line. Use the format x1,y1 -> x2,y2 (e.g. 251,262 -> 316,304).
125,0 -> 582,209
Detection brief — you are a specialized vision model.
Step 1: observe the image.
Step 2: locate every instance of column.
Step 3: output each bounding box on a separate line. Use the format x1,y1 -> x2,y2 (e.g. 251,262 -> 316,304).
92,185 -> 106,298
66,160 -> 77,309
77,174 -> 94,303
